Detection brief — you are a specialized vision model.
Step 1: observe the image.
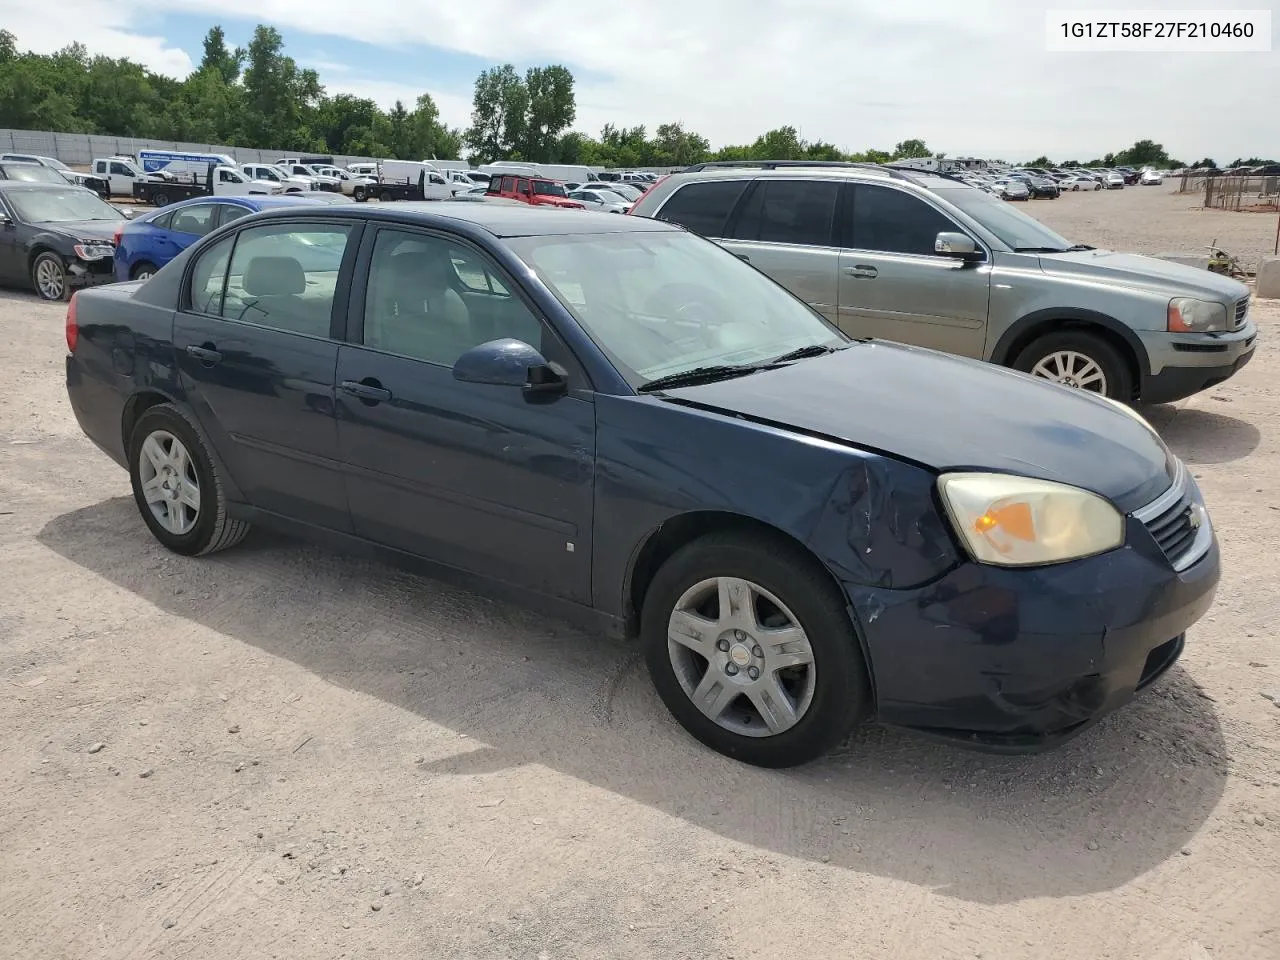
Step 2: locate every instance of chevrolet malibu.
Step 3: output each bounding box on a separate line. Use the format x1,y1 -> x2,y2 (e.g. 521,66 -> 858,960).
64,203 -> 1219,767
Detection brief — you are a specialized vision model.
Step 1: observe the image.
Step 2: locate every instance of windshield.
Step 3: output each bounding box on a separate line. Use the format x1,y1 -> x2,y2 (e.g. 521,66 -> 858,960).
531,181 -> 568,197
6,187 -> 122,223
270,166 -> 295,180
507,231 -> 846,385
3,165 -> 65,184
46,158 -> 71,172
942,187 -> 1074,250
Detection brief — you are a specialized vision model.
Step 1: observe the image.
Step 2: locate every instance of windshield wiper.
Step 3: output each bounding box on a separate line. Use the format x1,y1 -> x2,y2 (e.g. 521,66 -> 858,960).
766,344 -> 842,365
638,364 -> 763,393
1013,246 -> 1071,253
1066,244 -> 1095,251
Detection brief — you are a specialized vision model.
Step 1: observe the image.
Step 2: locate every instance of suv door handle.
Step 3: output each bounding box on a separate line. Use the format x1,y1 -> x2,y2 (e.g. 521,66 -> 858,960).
340,379 -> 393,404
844,265 -> 878,278
185,344 -> 222,364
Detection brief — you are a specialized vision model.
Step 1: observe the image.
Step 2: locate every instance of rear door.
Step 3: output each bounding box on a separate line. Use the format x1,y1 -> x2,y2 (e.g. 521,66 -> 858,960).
164,202 -> 220,259
172,218 -> 361,530
836,183 -> 991,358
721,178 -> 841,323
333,225 -> 596,602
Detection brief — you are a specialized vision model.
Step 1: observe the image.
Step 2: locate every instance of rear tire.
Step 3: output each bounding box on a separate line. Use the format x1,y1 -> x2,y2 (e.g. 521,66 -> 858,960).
128,404 -> 250,556
152,191 -> 170,207
642,532 -> 870,768
1013,329 -> 1133,401
379,189 -> 393,203
353,185 -> 367,202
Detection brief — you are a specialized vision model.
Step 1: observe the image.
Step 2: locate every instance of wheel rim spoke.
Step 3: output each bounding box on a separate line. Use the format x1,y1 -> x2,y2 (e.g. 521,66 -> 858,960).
138,429 -> 199,536
758,625 -> 813,669
177,480 -> 201,510
163,499 -> 186,534
746,677 -> 800,734
141,475 -> 166,504
141,435 -> 168,473
668,609 -> 717,658
717,577 -> 756,630
690,667 -> 739,723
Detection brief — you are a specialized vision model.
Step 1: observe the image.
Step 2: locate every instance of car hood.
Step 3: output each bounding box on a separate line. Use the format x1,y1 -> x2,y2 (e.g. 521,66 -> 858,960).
34,219 -> 120,241
661,342 -> 1173,513
1038,249 -> 1250,301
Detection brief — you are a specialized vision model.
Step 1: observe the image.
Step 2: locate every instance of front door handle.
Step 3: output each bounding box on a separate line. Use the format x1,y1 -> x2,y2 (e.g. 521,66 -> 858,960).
844,265 -> 878,279
340,379 -> 393,404
185,344 -> 222,364
734,252 -> 751,262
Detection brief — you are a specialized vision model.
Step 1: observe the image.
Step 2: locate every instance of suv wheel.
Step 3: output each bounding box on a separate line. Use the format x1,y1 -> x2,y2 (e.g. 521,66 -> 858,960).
642,532 -> 870,768
1014,330 -> 1133,401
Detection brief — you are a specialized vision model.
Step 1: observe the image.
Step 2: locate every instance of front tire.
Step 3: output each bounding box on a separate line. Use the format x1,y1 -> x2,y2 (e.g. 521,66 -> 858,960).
32,252 -> 68,301
131,261 -> 158,282
642,532 -> 870,768
1013,330 -> 1133,401
128,404 -> 250,556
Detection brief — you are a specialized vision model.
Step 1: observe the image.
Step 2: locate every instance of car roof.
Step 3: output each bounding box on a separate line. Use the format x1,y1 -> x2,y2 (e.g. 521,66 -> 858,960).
247,200 -> 677,237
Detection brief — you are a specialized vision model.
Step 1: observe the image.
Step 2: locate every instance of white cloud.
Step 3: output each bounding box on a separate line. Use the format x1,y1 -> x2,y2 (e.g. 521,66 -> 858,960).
4,0 -> 1276,162
3,0 -> 194,78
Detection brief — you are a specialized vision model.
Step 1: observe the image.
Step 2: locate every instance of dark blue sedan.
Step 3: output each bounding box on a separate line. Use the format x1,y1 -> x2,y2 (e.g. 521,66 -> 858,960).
65,202 -> 1219,767
112,194 -> 329,282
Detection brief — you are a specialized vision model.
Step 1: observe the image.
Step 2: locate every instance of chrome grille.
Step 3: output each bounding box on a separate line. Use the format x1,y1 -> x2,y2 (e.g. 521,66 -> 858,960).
1233,297 -> 1249,329
1133,459 -> 1212,572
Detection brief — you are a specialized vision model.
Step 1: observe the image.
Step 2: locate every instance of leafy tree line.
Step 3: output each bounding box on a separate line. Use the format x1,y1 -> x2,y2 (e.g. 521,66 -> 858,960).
0,28 -> 1246,172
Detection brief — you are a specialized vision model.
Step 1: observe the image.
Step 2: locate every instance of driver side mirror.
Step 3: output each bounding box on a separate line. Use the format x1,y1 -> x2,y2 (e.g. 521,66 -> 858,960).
935,231 -> 983,262
452,338 -> 567,401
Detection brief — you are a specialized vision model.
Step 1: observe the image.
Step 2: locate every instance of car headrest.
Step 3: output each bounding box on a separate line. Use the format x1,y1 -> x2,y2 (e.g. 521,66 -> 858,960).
244,256 -> 305,296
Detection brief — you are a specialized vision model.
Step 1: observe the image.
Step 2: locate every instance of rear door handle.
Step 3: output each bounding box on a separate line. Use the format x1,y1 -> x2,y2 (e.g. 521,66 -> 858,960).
844,265 -> 878,278
340,379 -> 393,404
185,344 -> 222,364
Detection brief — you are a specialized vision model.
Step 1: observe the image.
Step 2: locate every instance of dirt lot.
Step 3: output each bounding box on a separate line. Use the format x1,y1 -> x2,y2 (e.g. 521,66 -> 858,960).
2,192 -> 1278,960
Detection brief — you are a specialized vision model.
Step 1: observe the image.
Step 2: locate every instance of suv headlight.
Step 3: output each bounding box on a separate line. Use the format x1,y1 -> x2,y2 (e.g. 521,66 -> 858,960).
1168,297 -> 1227,333
938,473 -> 1124,566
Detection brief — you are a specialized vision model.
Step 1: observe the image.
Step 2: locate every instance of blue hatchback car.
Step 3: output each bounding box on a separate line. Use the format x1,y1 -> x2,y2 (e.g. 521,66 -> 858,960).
66,202 -> 1219,767
113,195 -> 328,282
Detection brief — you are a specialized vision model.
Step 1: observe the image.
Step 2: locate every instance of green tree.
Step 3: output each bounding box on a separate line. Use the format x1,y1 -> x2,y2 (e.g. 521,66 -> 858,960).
892,138 -> 930,159
750,126 -> 806,160
199,26 -> 243,84
520,64 -> 575,160
464,64 -> 528,162
1191,157 -> 1217,168
649,122 -> 710,166
240,25 -> 321,149
1025,155 -> 1052,167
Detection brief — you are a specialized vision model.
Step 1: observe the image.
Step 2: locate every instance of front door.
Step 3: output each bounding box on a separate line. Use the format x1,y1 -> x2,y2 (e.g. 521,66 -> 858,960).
836,183 -> 991,358
0,194 -> 23,283
172,218 -> 360,530
719,178 -> 842,324
334,226 -> 595,603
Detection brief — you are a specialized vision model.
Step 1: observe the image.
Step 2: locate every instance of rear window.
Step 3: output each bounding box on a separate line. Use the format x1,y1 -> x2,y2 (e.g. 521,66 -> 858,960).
654,180 -> 750,237
731,180 -> 839,247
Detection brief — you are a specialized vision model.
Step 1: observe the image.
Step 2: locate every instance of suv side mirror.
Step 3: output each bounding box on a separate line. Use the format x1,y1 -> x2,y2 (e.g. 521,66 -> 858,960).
452,338 -> 567,400
935,231 -> 982,262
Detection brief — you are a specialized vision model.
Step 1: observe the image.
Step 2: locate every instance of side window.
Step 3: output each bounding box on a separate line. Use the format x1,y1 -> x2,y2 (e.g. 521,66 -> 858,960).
654,180 -> 749,237
499,177 -> 515,192
217,204 -> 251,227
850,184 -> 962,256
110,162 -> 131,176
150,210 -> 174,230
219,223 -> 354,336
94,161 -> 106,174
169,204 -> 218,237
515,178 -> 530,194
731,180 -> 839,246
362,229 -> 541,367
189,235 -> 235,315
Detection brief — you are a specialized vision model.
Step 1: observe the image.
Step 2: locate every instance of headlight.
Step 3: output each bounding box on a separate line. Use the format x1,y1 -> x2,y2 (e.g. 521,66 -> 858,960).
1168,297 -> 1227,333
73,243 -> 114,261
938,473 -> 1124,566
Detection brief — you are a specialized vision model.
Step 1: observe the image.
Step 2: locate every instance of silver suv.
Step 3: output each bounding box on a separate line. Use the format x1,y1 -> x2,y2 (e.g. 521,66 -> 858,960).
629,166 -> 1256,402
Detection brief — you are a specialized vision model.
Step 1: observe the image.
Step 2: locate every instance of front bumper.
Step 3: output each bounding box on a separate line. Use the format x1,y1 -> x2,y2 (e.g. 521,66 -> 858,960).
847,476 -> 1219,750
67,256 -> 115,291
1139,321 -> 1257,403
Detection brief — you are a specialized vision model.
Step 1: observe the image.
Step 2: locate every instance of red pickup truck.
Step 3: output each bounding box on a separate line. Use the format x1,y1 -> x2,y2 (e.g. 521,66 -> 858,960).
486,175 -> 586,209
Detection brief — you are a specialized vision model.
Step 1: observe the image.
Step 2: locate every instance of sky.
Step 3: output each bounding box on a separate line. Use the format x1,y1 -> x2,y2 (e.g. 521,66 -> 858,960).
2,0 -> 1276,161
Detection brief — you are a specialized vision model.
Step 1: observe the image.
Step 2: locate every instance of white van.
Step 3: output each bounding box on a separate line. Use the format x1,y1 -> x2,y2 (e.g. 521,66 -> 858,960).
138,150 -> 238,180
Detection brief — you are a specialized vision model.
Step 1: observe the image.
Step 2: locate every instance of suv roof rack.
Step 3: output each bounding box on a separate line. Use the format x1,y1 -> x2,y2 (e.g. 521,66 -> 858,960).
681,159 -> 868,172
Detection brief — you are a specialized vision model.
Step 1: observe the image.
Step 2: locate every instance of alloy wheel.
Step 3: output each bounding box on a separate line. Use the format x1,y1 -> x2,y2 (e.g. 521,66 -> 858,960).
667,577 -> 817,738
34,257 -> 65,300
1030,350 -> 1108,393
137,429 -> 201,535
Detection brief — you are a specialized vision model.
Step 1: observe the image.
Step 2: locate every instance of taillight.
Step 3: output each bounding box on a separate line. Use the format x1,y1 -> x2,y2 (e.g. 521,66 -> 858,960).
65,292 -> 78,353
113,225 -> 123,246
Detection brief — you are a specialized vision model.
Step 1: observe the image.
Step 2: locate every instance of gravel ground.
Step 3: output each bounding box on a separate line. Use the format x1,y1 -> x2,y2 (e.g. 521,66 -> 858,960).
1,196 -> 1278,959
1029,182 -> 1279,272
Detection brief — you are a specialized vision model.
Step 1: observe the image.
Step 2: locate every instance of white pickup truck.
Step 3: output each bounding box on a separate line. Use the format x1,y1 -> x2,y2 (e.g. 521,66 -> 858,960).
240,163 -> 316,193
91,157 -> 150,198
132,165 -> 283,206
